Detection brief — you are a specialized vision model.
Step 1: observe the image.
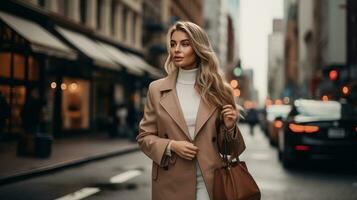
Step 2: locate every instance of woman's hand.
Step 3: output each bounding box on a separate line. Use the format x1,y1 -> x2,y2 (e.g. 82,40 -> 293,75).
221,104 -> 238,130
171,140 -> 198,160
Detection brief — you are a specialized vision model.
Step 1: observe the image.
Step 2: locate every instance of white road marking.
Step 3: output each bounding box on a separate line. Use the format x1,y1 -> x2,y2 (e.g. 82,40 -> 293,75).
54,170 -> 142,200
110,169 -> 142,184
54,187 -> 100,200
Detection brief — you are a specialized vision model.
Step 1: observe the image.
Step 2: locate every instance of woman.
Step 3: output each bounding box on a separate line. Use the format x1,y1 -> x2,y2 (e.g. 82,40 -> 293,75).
137,21 -> 246,200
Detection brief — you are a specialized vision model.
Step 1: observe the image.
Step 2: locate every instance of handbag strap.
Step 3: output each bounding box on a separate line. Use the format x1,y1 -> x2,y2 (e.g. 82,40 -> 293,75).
216,113 -> 240,166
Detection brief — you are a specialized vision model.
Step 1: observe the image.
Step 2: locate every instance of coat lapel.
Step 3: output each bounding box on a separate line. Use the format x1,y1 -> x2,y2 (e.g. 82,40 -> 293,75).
194,98 -> 218,138
159,69 -> 191,141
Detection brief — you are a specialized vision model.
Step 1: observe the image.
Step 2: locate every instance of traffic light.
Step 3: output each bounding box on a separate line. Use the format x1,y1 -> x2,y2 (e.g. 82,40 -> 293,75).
329,70 -> 338,81
233,60 -> 242,77
233,67 -> 242,77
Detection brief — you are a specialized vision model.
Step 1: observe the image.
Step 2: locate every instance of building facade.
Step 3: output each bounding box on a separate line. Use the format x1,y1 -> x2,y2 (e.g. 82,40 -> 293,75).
0,0 -> 162,138
268,19 -> 284,100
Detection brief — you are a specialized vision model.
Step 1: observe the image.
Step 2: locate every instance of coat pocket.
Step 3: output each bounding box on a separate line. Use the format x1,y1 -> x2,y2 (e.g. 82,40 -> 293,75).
169,153 -> 177,165
152,162 -> 159,181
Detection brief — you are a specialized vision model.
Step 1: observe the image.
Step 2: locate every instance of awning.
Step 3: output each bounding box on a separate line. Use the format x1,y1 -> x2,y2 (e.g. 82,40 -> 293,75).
126,53 -> 165,78
0,11 -> 76,59
97,42 -> 144,76
56,26 -> 118,70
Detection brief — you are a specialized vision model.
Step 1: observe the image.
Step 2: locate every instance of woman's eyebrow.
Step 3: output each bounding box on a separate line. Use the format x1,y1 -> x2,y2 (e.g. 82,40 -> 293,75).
170,39 -> 190,43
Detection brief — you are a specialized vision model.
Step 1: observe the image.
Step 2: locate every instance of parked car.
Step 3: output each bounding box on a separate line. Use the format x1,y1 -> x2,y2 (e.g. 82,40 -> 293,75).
266,105 -> 291,146
278,99 -> 357,168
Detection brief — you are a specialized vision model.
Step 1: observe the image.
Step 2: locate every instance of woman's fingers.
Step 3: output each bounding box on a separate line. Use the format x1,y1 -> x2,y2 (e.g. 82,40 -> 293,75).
222,108 -> 237,115
223,112 -> 237,120
172,141 -> 199,160
186,144 -> 199,152
222,104 -> 233,109
183,149 -> 197,156
180,152 -> 195,160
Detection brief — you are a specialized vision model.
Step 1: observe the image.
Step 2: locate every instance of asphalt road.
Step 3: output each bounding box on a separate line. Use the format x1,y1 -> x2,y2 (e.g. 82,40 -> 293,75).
1,124 -> 357,200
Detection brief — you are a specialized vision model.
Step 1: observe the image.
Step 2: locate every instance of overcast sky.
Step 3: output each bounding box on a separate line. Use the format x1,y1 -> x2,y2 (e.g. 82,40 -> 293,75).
239,0 -> 284,105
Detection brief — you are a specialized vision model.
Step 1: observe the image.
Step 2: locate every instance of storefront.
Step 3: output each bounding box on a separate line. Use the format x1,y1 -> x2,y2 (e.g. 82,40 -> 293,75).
0,52 -> 39,136
0,8 -> 162,139
0,11 -> 76,138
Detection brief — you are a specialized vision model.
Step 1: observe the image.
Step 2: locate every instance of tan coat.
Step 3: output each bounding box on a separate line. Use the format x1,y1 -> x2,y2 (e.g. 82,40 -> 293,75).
137,69 -> 246,200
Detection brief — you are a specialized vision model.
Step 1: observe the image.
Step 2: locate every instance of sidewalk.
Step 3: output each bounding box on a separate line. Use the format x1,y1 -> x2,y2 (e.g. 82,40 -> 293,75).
0,134 -> 139,185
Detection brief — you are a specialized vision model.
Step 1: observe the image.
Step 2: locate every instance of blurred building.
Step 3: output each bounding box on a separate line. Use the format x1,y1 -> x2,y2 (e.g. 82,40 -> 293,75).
346,0 -> 357,103
283,0 -> 299,100
281,0 -> 356,104
170,0 -> 203,26
0,0 -> 163,138
268,19 -> 284,100
204,0 -> 237,73
234,69 -> 258,105
142,0 -> 167,69
142,0 -> 203,70
204,0 -> 228,70
313,0 -> 347,100
297,0 -> 314,98
204,0 -> 256,107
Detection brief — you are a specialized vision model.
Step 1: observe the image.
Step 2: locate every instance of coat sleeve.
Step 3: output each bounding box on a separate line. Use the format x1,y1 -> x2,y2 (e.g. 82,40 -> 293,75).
216,118 -> 246,157
136,84 -> 170,167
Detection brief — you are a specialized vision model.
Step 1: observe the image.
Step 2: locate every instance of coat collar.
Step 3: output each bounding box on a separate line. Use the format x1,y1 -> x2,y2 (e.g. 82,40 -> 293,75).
159,68 -> 218,141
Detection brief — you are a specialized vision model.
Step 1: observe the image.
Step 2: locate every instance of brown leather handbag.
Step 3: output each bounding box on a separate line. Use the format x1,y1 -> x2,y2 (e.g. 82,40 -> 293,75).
213,119 -> 261,200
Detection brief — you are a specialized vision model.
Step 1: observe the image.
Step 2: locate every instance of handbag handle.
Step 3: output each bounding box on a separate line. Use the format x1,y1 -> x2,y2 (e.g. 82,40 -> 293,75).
216,113 -> 240,166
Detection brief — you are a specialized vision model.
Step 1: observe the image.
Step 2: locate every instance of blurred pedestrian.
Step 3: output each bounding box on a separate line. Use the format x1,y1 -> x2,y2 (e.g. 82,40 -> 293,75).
109,104 -> 119,138
136,21 -> 246,200
0,92 -> 10,140
246,108 -> 259,136
117,103 -> 128,138
21,89 -> 42,135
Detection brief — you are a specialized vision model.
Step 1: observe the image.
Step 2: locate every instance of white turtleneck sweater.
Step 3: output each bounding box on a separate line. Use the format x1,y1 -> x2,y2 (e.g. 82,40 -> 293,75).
165,67 -> 210,200
176,67 -> 201,140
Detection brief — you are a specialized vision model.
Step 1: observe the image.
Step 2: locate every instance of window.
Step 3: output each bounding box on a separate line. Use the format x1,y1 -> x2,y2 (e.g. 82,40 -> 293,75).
58,0 -> 68,16
39,0 -> 45,7
132,13 -> 136,44
0,53 -> 11,78
80,0 -> 87,24
13,54 -> 25,80
111,1 -> 116,36
122,8 -> 127,41
96,0 -> 101,30
28,56 -> 39,81
62,78 -> 90,129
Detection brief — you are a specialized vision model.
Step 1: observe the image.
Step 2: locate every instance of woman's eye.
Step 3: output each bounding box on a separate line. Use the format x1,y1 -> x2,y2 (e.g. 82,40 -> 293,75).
170,43 -> 176,48
182,43 -> 189,47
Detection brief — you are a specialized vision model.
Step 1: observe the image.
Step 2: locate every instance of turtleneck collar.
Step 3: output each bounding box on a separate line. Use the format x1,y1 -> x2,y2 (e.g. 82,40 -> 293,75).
177,67 -> 199,85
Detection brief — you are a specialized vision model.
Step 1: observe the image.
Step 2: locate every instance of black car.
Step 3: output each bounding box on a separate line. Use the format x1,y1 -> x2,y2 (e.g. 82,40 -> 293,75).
278,99 -> 357,168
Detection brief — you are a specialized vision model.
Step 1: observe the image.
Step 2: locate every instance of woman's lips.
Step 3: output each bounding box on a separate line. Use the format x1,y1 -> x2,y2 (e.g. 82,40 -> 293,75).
173,57 -> 183,61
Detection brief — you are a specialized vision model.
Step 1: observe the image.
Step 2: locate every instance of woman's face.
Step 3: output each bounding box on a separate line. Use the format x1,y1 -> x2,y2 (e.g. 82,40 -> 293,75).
170,30 -> 198,70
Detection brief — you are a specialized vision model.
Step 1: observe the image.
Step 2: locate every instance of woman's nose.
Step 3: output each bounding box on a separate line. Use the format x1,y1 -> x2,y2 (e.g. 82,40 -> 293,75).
175,44 -> 181,52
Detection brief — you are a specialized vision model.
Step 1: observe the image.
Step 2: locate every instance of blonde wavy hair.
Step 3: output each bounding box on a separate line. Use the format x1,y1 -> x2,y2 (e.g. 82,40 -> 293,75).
164,21 -> 236,110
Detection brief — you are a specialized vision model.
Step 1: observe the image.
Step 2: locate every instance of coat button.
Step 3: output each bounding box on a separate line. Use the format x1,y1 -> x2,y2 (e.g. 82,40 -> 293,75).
212,137 -> 216,142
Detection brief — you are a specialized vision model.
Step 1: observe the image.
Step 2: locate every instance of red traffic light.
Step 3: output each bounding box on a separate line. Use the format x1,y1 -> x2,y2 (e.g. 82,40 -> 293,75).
329,70 -> 338,80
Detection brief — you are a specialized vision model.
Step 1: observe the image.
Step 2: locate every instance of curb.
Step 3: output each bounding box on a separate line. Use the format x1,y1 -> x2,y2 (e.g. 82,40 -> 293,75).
0,145 -> 140,186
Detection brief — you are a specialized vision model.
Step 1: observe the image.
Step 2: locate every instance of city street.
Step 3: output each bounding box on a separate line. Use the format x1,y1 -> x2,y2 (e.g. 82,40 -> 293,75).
0,0 -> 356,200
1,124 -> 356,200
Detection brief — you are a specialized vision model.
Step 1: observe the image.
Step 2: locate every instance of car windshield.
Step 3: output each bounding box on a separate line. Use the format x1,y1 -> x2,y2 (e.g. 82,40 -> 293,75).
294,99 -> 341,122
